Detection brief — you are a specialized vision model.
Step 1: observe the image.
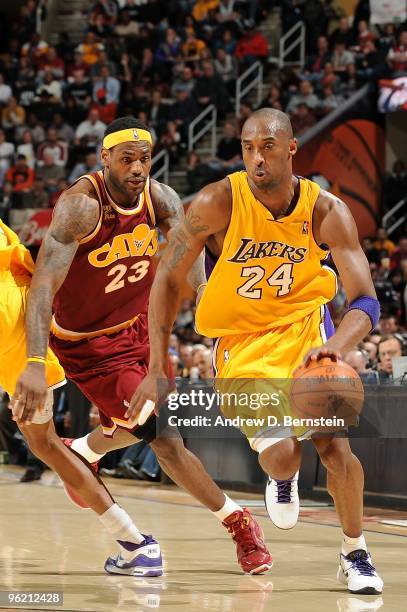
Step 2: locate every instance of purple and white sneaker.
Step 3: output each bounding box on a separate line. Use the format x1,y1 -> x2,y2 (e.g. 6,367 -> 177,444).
104,535 -> 163,577
264,471 -> 299,530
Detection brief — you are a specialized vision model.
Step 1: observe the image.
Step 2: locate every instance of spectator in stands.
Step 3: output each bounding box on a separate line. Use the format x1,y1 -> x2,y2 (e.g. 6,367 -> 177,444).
2,96 -> 26,131
216,0 -> 241,26
193,0 -> 220,22
157,121 -> 182,164
35,70 -> 62,104
214,47 -> 238,95
115,10 -> 139,39
377,334 -> 403,379
319,85 -> 343,114
260,84 -> 283,110
362,236 -> 381,265
49,178 -> 69,208
205,121 -> 243,175
357,19 -> 375,48
197,349 -> 214,379
179,343 -> 196,379
374,227 -> 396,256
181,30 -> 208,63
50,112 -> 75,143
5,154 -> 34,195
235,20 -> 268,68
149,90 -> 170,135
194,61 -> 229,116
0,74 -> 12,106
75,108 -> 106,150
89,50 -> 118,79
307,36 -> 331,74
171,66 -> 196,97
76,31 -> 104,66
37,128 -> 68,168
390,237 -> 407,271
0,129 -> 15,185
290,102 -> 317,135
66,51 -> 90,80
69,152 -> 100,183
343,349 -> 370,375
36,152 -> 65,192
21,32 -> 49,66
330,16 -> 354,48
37,46 -> 65,82
170,89 -> 199,141
65,69 -> 93,114
387,30 -> 407,74
16,130 -> 35,169
340,62 -> 360,97
355,40 -> 384,80
16,112 -> 45,145
380,314 -> 400,335
93,65 -> 120,104
0,181 -> 13,222
186,151 -> 216,194
331,42 -> 354,74
237,101 -> 253,132
286,80 -> 319,113
362,340 -> 378,363
25,177 -> 49,209
155,28 -> 181,69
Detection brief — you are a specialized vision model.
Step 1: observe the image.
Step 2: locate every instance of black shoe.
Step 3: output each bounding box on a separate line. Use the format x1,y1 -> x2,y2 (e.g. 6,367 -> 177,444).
20,468 -> 42,483
126,466 -> 160,482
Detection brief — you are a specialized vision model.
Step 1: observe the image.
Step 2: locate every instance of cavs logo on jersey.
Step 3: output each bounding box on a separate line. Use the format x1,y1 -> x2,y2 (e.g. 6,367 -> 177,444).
88,223 -> 158,268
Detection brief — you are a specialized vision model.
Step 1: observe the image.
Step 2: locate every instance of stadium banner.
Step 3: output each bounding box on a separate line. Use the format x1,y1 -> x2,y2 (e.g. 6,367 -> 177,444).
294,119 -> 385,238
9,208 -> 53,246
370,0 -> 406,24
378,77 -> 407,113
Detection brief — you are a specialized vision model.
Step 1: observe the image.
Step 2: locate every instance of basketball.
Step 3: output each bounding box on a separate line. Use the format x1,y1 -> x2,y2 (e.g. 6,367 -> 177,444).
290,357 -> 364,421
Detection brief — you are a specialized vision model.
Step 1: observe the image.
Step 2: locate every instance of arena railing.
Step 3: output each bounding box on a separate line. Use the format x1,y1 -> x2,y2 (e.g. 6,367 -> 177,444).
279,21 -> 306,69
383,196 -> 407,236
188,104 -> 217,157
235,61 -> 264,116
152,149 -> 169,185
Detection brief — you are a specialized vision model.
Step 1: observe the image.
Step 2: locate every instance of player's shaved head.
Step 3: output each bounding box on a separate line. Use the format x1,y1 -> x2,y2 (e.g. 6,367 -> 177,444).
242,108 -> 293,140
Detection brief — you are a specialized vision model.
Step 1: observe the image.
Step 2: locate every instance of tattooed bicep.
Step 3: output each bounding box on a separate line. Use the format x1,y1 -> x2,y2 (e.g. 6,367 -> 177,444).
51,194 -> 100,244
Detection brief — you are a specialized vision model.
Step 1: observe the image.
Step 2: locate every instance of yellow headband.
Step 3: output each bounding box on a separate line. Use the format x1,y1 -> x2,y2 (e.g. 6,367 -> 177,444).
103,128 -> 152,149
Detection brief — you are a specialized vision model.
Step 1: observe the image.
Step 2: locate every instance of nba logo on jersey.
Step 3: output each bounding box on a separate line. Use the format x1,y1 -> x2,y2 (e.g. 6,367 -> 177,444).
224,349 -> 230,362
302,221 -> 309,235
133,129 -> 140,140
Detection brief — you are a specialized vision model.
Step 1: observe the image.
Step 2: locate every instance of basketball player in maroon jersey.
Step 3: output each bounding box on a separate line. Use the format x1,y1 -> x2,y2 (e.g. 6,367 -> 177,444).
11,117 -> 272,576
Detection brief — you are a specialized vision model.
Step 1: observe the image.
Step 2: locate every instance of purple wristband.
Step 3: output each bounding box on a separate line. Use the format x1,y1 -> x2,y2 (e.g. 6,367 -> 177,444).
347,295 -> 381,331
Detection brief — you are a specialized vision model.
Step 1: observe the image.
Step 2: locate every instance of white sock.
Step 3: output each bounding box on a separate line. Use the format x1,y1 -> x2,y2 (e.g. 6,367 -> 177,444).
342,532 -> 367,556
213,495 -> 243,522
99,503 -> 145,560
71,434 -> 105,464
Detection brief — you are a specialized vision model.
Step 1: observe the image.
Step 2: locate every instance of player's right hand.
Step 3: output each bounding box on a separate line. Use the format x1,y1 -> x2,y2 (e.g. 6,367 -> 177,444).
126,371 -> 169,425
10,363 -> 48,425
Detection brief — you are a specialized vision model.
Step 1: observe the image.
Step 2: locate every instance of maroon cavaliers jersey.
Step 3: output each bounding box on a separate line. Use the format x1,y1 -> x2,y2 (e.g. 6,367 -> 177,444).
52,171 -> 158,336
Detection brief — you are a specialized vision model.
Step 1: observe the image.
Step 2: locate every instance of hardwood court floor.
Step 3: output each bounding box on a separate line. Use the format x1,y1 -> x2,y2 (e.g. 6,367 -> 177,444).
0,466 -> 405,612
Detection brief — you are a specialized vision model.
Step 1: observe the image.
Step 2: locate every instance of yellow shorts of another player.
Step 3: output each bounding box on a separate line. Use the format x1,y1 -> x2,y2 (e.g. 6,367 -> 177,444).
0,273 -> 65,423
213,305 -> 329,451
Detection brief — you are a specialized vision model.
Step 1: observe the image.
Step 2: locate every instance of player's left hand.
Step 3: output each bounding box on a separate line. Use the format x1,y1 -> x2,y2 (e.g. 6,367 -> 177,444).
10,363 -> 47,425
297,346 -> 342,373
126,371 -> 170,425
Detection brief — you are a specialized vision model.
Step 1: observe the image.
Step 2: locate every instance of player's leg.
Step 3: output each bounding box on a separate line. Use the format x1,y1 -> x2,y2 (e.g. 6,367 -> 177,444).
19,415 -> 163,577
313,435 -> 383,594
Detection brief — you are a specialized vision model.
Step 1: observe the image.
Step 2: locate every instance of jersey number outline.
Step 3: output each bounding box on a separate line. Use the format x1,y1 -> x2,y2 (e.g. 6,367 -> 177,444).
105,260 -> 150,294
237,263 -> 294,299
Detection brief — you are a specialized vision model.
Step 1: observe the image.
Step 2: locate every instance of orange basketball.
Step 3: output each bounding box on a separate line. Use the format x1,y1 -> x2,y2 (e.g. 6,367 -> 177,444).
290,357 -> 364,422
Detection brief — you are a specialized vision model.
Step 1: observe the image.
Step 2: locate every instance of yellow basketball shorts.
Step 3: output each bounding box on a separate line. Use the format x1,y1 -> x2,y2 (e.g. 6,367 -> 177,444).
0,278 -> 65,423
213,305 -> 332,451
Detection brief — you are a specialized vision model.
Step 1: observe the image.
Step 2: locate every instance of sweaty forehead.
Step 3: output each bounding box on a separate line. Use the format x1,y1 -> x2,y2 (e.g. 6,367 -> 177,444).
241,118 -> 288,141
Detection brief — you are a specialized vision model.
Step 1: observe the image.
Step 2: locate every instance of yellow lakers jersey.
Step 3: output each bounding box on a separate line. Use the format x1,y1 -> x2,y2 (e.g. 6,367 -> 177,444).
195,172 -> 337,337
0,220 -> 34,282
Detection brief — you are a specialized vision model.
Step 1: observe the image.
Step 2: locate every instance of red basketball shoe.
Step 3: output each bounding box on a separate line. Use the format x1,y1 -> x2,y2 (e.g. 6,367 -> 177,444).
223,508 -> 273,574
61,438 -> 100,509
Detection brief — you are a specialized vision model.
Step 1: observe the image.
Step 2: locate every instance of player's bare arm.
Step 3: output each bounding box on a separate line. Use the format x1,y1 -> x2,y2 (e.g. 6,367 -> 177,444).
11,181 -> 100,423
304,190 -> 378,365
151,179 -> 206,292
126,179 -> 232,420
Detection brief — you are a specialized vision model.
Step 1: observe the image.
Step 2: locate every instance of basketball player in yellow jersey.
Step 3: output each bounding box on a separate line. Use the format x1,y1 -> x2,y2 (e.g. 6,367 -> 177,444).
130,109 -> 383,594
0,220 -> 64,400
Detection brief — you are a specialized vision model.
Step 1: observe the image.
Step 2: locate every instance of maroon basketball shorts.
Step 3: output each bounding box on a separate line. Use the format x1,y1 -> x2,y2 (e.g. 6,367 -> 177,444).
50,314 -> 157,440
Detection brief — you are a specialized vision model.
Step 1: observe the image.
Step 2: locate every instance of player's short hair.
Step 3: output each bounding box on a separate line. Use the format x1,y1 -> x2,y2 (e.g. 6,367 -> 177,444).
104,116 -> 150,138
242,108 -> 294,138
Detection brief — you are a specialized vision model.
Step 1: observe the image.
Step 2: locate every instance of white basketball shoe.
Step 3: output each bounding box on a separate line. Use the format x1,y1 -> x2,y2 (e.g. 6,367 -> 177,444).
337,549 -> 383,595
264,471 -> 299,529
